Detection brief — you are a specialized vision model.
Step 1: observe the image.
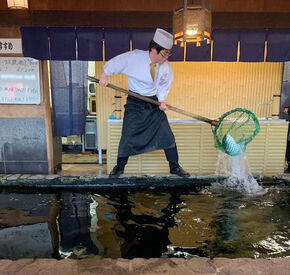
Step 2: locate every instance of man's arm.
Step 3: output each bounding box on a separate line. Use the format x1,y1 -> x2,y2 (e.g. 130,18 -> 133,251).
157,63 -> 173,111
99,72 -> 108,87
100,51 -> 132,85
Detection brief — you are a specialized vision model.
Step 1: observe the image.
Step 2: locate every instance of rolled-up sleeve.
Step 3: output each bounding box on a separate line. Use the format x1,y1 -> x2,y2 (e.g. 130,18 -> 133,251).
156,64 -> 173,101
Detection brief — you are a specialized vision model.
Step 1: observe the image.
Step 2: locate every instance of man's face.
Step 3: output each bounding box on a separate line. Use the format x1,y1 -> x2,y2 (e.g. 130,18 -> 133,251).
153,48 -> 172,64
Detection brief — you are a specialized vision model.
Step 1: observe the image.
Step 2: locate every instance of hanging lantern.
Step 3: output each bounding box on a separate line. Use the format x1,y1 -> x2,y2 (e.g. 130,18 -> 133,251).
7,0 -> 29,9
173,0 -> 211,47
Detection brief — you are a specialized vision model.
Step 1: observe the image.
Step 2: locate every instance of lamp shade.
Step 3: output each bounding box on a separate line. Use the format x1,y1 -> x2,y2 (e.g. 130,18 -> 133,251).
173,0 -> 211,47
7,0 -> 28,9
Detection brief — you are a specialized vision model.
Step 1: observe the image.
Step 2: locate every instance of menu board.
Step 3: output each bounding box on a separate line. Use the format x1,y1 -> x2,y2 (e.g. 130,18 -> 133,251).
0,57 -> 41,104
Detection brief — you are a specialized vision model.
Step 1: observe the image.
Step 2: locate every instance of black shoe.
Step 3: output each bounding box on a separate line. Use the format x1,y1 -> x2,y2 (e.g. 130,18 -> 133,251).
170,167 -> 190,178
109,166 -> 124,178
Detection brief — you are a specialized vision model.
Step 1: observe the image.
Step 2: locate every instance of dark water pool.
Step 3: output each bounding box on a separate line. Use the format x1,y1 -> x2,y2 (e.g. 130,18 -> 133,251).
0,185 -> 289,260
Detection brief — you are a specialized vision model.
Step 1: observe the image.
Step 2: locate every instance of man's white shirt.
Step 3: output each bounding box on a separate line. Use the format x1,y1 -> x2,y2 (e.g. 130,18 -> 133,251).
104,49 -> 173,101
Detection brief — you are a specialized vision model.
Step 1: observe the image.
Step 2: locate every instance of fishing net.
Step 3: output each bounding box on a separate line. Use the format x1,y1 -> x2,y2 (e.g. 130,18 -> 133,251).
212,108 -> 260,156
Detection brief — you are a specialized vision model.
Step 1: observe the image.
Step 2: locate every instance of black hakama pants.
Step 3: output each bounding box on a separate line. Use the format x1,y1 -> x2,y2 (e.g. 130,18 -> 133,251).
116,95 -> 179,170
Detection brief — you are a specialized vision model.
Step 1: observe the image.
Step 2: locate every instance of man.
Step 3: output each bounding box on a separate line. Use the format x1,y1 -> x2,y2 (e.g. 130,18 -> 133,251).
99,28 -> 190,178
284,106 -> 290,173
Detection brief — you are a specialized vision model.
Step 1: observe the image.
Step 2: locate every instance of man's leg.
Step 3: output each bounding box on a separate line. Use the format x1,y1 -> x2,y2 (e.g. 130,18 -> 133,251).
285,125 -> 290,173
109,156 -> 128,178
164,144 -> 190,178
117,156 -> 128,170
164,145 -> 179,171
286,140 -> 290,173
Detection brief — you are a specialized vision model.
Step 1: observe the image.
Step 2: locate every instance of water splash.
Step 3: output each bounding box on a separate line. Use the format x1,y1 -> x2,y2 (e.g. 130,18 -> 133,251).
213,151 -> 267,195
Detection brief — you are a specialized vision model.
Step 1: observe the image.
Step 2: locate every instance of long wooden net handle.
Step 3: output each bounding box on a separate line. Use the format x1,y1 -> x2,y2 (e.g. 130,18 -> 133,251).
87,76 -> 218,126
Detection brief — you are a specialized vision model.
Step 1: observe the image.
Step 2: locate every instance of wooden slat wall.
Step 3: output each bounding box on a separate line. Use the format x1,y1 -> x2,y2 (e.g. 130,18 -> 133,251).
96,61 -> 282,150
246,123 -> 289,175
107,120 -> 288,176
168,62 -> 282,120
95,61 -> 127,150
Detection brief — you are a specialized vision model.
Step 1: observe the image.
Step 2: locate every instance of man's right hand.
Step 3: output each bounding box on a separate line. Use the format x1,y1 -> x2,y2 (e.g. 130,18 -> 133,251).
99,72 -> 108,87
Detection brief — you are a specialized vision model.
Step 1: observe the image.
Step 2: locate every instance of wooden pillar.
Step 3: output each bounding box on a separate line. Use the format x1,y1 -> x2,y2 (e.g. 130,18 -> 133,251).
41,60 -> 55,174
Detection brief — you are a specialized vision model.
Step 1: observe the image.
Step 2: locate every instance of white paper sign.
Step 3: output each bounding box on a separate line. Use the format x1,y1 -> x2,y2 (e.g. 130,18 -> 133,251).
0,39 -> 23,54
0,57 -> 41,104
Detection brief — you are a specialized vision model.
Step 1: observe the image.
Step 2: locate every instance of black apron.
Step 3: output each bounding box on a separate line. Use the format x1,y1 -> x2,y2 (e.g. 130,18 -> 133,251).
118,95 -> 175,157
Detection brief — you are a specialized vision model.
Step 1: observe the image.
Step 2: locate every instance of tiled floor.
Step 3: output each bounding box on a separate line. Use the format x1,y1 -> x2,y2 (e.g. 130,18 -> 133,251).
58,152 -> 107,176
58,163 -> 107,176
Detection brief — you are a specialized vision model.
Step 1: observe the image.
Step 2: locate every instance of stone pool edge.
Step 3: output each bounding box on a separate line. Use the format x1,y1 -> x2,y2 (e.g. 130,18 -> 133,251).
0,173 -> 289,190
0,257 -> 289,275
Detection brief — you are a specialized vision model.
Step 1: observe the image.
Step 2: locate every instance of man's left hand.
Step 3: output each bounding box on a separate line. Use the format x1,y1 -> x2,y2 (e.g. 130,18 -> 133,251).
159,101 -> 168,111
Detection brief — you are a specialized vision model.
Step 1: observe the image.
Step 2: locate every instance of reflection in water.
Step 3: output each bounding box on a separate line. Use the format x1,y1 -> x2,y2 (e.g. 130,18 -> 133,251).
0,186 -> 289,260
103,191 -> 207,259
0,194 -> 52,259
48,194 -> 61,259
58,193 -> 99,258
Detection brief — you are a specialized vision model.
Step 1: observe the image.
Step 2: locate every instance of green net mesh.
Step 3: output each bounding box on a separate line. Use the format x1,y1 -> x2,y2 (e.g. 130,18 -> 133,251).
212,108 -> 260,156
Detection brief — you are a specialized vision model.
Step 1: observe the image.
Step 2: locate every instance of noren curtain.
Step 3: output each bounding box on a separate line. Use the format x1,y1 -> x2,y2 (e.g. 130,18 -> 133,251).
50,61 -> 88,136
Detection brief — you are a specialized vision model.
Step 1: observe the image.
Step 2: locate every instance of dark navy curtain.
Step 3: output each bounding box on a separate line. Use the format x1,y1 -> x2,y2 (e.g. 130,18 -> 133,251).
240,30 -> 266,62
49,28 -> 77,60
104,29 -> 130,60
20,27 -> 50,60
76,28 -> 103,61
186,40 -> 211,61
169,42 -> 184,61
20,26 -> 290,63
212,29 -> 239,61
266,29 -> 290,62
50,61 -> 88,136
131,29 -> 155,50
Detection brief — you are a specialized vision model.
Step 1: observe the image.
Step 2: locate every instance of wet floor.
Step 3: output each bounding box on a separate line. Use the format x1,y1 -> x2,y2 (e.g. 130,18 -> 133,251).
0,185 -> 289,260
58,152 -> 107,176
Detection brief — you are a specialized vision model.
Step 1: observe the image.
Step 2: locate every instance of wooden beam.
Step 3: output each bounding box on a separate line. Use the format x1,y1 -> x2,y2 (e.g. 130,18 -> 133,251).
213,12 -> 290,29
1,11 -> 290,30
0,11 -> 171,28
1,0 -> 290,13
0,27 -> 21,38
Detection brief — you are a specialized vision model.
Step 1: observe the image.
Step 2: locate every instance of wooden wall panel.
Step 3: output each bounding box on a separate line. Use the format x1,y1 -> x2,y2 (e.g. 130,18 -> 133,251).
95,62 -> 127,150
107,120 -> 288,176
0,27 -> 21,38
168,62 -> 282,120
